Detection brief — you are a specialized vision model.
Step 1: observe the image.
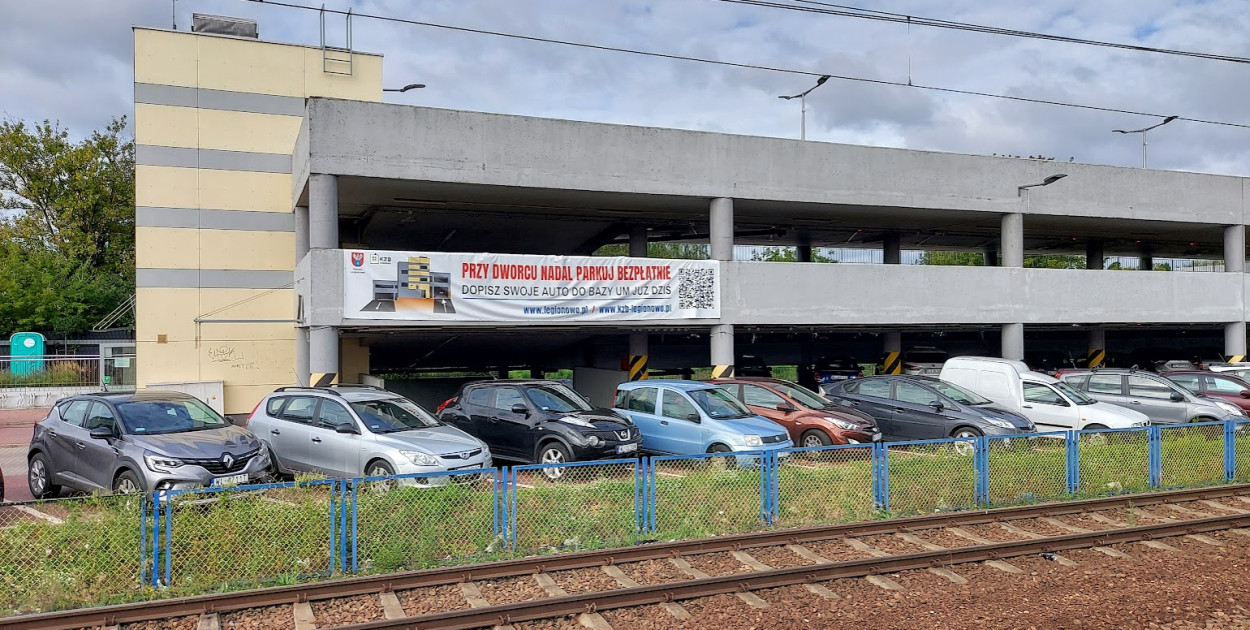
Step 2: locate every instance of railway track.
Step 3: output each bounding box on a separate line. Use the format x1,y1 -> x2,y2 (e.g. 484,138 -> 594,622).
9,484 -> 1250,630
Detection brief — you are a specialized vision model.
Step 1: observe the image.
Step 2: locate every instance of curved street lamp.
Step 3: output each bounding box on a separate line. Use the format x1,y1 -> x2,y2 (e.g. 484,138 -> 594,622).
1113,115 -> 1178,168
778,75 -> 830,141
384,83 -> 427,93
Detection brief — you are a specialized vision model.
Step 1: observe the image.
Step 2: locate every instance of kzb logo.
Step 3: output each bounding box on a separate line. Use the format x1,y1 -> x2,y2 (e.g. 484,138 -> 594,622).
351,252 -> 365,267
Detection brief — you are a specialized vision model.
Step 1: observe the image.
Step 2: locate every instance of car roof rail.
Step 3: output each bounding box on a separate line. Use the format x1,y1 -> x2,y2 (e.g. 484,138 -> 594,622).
326,384 -> 385,391
273,386 -> 344,397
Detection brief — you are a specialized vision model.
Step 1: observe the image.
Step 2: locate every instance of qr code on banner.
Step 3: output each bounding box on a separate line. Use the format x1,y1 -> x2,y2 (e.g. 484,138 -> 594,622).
677,268 -> 715,309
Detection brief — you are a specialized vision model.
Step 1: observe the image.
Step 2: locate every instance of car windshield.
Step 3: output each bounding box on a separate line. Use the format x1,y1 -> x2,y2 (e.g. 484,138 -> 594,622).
525,384 -> 594,413
1053,381 -> 1096,405
689,387 -> 754,419
351,397 -> 441,433
929,380 -> 992,405
772,382 -> 831,409
116,398 -> 228,435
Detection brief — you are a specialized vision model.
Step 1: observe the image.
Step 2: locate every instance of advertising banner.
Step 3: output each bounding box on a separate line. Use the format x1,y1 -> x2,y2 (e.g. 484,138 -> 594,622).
343,250 -> 720,322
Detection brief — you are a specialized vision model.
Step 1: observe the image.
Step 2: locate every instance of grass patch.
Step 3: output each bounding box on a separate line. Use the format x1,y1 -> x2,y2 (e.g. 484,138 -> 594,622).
987,438 -> 1069,506
886,444 -> 976,515
774,456 -> 875,526
653,465 -> 764,539
354,480 -> 501,574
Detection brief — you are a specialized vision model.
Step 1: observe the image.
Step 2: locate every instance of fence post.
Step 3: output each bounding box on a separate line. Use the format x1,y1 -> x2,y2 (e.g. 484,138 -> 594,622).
1225,421 -> 1237,482
1148,425 -> 1162,488
871,442 -> 890,514
1065,431 -> 1079,495
973,436 -> 989,506
758,451 -> 772,526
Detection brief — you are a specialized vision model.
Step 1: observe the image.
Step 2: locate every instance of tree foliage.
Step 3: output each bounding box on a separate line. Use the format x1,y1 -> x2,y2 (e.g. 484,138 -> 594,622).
0,118 -> 135,336
749,246 -> 837,263
916,251 -> 1087,269
595,242 -> 712,259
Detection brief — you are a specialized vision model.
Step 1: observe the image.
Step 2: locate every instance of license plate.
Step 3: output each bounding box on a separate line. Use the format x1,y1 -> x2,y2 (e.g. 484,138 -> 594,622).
211,473 -> 248,488
617,443 -> 638,454
872,433 -> 882,442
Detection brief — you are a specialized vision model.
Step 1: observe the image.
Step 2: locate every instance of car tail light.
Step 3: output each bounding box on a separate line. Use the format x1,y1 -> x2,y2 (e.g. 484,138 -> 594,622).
436,397 -> 457,414
903,363 -> 920,371
247,399 -> 262,420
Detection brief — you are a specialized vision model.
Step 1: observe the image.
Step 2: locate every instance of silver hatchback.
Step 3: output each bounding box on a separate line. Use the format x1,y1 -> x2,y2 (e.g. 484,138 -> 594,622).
248,385 -> 492,483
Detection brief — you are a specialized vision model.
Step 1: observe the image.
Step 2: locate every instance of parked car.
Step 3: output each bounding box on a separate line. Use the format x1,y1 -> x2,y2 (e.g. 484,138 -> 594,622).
708,377 -> 881,447
438,380 -> 641,476
249,385 -> 491,483
1162,371 -> 1250,413
880,347 -> 948,375
735,355 -> 773,377
1209,363 -> 1250,382
1058,369 -> 1245,424
813,357 -> 864,384
613,380 -> 793,459
28,391 -> 271,497
939,356 -> 1148,431
821,375 -> 1034,442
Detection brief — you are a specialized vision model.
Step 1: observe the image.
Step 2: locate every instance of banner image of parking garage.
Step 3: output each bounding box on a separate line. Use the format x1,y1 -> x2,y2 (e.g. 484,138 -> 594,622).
343,250 -> 720,321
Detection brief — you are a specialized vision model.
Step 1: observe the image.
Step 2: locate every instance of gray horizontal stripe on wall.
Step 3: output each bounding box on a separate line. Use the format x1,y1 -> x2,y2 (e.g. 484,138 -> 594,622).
136,207 -> 295,232
137,268 -> 294,289
135,83 -> 306,116
137,145 -> 291,174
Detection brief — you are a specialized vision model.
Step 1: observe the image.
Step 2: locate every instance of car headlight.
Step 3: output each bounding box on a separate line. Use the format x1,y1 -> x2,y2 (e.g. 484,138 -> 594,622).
587,435 -> 602,447
984,417 -> 1014,429
742,434 -> 763,447
400,450 -> 439,466
144,452 -> 183,471
1213,401 -> 1244,416
823,416 -> 858,430
559,415 -> 596,428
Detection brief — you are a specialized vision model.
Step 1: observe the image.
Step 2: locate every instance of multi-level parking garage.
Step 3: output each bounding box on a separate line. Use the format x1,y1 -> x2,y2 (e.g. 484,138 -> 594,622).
134,18 -> 1250,413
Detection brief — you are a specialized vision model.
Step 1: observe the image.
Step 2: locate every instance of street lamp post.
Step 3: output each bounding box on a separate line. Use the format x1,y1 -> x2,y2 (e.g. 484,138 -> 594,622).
384,83 -> 426,93
778,75 -> 830,141
1113,115 -> 1178,168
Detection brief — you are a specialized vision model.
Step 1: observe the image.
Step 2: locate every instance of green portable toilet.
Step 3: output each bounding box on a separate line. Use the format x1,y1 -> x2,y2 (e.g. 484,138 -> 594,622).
10,332 -> 46,376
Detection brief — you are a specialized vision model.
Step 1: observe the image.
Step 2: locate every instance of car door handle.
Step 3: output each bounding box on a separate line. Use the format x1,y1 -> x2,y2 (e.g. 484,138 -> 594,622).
270,429 -> 281,435
660,420 -> 670,425
75,442 -> 86,450
488,417 -> 502,423
893,407 -> 907,412
47,431 -> 58,438
1129,401 -> 1142,405
1022,405 -> 1034,409
311,437 -> 322,443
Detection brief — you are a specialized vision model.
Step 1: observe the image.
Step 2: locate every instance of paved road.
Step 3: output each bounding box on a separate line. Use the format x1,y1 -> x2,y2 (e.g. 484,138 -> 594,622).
0,408 -> 46,503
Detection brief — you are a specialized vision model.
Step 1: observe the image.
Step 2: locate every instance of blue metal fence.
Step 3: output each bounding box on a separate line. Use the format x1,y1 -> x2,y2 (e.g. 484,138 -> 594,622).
123,419 -> 1250,592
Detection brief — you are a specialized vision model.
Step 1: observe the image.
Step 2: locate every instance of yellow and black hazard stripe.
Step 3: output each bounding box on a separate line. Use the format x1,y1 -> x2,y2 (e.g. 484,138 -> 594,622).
882,351 -> 902,375
1086,348 -> 1106,369
310,372 -> 338,387
628,355 -> 649,381
711,364 -> 735,379
1230,354 -> 1246,364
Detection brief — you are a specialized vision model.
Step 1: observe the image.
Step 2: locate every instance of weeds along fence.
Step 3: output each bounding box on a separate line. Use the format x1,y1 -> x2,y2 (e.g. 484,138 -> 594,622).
5,420 -> 1250,616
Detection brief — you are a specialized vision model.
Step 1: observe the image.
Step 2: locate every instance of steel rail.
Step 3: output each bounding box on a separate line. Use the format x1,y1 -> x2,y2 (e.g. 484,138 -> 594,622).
5,483 -> 1248,630
330,512 -> 1250,630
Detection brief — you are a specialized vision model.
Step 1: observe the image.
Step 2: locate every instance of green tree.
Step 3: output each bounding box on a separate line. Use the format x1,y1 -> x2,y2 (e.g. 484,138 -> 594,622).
749,246 -> 837,262
0,118 -> 135,335
916,251 -> 984,266
595,242 -> 711,259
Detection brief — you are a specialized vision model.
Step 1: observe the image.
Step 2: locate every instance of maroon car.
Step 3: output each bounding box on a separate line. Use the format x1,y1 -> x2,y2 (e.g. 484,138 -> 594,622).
1162,371 -> 1250,412
707,377 -> 881,447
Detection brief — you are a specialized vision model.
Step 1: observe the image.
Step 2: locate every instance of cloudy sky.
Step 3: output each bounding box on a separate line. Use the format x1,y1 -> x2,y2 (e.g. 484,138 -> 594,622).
2,0 -> 1247,175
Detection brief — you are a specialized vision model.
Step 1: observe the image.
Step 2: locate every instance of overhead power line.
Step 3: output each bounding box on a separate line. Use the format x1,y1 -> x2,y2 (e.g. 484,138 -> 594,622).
720,0 -> 1250,65
238,0 -> 1250,130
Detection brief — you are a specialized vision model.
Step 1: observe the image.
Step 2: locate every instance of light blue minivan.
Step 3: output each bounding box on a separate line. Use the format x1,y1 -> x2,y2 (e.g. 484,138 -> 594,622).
613,380 -> 793,459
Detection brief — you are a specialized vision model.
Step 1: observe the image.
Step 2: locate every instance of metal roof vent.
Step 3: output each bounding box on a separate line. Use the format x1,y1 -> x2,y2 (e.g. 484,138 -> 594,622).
192,14 -> 259,38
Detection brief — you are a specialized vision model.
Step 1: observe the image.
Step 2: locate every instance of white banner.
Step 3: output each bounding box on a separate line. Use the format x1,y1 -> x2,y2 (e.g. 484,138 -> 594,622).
343,250 -> 720,321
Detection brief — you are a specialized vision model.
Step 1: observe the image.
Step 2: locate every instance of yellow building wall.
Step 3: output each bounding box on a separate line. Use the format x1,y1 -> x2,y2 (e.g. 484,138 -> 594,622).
134,27 -> 382,413
340,338 -> 371,385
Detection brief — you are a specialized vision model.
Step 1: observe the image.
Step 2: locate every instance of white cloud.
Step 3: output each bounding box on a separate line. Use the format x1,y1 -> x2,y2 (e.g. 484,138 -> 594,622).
1,0 -> 1247,175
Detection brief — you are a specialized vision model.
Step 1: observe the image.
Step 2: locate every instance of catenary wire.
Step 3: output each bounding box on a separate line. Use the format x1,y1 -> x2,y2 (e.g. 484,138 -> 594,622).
720,0 -> 1250,65
237,0 -> 1250,130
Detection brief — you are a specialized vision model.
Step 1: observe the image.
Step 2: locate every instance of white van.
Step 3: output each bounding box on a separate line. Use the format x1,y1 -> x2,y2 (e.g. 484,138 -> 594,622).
939,356 -> 1149,431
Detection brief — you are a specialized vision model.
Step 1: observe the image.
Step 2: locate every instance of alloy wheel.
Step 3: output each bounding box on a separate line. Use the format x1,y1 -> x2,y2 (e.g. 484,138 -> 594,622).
29,460 -> 46,495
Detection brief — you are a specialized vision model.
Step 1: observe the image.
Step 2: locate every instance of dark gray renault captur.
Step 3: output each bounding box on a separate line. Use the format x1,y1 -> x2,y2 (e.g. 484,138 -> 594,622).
28,391 -> 270,497
821,375 -> 1035,442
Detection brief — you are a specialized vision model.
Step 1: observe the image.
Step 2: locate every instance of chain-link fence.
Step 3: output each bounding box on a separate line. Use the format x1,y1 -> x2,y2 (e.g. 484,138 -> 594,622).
651,451 -> 767,539
773,444 -> 874,527
1159,422 -> 1227,488
510,459 -> 640,555
350,469 -> 502,574
884,438 -> 977,515
1076,427 -> 1150,496
158,479 -> 338,590
1233,420 -> 1250,481
985,433 -> 1070,506
0,494 -> 145,615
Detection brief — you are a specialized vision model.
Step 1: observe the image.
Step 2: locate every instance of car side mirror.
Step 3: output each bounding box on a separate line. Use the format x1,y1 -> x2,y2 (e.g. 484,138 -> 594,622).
776,402 -> 797,413
686,413 -> 701,423
335,424 -> 360,435
1170,391 -> 1184,402
929,400 -> 945,411
89,426 -> 115,440
511,403 -> 530,415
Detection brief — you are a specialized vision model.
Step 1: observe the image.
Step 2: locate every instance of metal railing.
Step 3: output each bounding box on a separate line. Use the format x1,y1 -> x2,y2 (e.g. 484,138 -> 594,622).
0,355 -> 135,389
5,419 -> 1250,616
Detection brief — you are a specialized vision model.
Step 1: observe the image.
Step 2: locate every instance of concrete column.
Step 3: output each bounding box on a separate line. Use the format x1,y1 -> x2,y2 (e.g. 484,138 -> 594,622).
1225,225 -> 1245,273
309,174 -> 339,249
882,331 -> 902,375
1226,323 -> 1247,361
710,198 -> 734,261
883,232 -> 901,265
309,327 -> 339,385
983,245 -> 998,267
1001,213 -> 1024,268
294,205 -> 310,261
710,324 -> 735,377
629,226 -> 648,258
1087,327 -> 1106,368
628,332 -> 649,381
296,328 -> 310,386
883,331 -> 902,354
1086,240 -> 1104,271
1001,323 -> 1024,361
